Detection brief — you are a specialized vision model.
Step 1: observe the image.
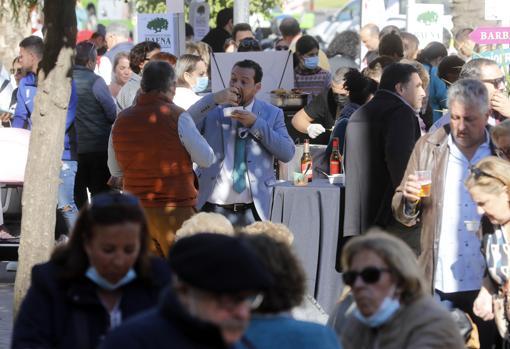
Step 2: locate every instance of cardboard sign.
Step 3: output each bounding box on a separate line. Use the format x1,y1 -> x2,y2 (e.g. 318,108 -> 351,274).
98,0 -> 130,20
407,3 -> 444,49
469,27 -> 510,45
189,0 -> 210,41
137,14 -> 176,54
211,51 -> 295,104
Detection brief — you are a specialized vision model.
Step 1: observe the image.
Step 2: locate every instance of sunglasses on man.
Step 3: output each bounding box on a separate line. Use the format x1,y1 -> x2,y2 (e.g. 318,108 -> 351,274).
481,76 -> 506,89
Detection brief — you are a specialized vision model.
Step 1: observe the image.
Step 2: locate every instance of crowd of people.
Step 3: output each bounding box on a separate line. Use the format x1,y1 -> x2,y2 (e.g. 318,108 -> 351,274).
2,5 -> 510,349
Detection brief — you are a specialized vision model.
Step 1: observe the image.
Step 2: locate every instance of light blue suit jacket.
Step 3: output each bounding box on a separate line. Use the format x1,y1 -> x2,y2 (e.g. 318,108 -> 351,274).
189,95 -> 295,220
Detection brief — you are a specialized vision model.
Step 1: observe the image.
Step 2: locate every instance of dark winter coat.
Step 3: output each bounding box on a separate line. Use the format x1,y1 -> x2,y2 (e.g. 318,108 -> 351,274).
343,89 -> 421,237
99,286 -> 245,349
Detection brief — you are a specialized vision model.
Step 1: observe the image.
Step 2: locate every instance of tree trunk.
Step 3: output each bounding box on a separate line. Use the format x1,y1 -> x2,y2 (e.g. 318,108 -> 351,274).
0,2 -> 31,69
451,0 -> 497,35
13,0 -> 76,316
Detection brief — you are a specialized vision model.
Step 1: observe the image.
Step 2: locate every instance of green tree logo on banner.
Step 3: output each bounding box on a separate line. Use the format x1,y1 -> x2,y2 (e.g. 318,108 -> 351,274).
417,11 -> 438,25
147,17 -> 168,32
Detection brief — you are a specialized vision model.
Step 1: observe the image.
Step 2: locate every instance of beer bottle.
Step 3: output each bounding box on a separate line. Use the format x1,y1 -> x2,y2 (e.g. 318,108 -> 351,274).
330,137 -> 341,175
301,139 -> 313,182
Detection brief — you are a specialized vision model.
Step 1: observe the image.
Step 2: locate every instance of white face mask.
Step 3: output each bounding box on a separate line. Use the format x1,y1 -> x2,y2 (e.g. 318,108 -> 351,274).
85,266 -> 137,291
353,286 -> 400,328
192,76 -> 209,93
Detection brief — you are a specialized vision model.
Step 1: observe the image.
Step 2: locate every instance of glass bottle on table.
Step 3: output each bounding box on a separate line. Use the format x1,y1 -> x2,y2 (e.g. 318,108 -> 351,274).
301,139 -> 313,182
330,137 -> 342,175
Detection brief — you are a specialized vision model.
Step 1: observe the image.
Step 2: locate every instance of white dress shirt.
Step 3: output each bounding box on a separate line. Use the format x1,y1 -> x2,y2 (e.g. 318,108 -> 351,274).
208,100 -> 254,205
434,132 -> 491,293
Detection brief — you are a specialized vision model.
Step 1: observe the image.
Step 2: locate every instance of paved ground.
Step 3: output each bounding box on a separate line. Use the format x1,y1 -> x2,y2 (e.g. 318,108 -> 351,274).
0,262 -> 15,349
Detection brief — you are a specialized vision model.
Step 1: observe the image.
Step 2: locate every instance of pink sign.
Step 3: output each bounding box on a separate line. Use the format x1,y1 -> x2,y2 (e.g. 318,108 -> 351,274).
469,27 -> 510,45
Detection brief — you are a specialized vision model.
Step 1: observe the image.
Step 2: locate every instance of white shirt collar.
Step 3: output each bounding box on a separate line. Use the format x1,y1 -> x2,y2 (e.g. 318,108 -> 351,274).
243,99 -> 255,112
448,129 -> 491,163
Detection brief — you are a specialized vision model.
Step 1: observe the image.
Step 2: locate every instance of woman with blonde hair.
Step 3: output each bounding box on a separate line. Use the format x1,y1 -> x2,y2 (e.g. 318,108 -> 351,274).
338,230 -> 464,348
175,212 -> 234,240
466,156 -> 510,341
108,52 -> 132,98
173,54 -> 208,109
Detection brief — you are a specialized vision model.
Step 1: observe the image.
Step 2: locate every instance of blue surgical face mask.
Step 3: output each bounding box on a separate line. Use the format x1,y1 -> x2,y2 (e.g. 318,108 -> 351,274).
353,296 -> 400,328
303,56 -> 319,70
193,76 -> 209,93
85,266 -> 137,291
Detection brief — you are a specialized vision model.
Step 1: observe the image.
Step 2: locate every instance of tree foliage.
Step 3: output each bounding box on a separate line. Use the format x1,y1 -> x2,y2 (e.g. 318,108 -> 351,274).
135,0 -> 166,14
208,0 -> 283,22
134,0 -> 283,20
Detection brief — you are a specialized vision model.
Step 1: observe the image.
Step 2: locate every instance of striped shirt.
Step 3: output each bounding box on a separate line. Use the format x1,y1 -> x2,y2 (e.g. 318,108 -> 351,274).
294,66 -> 332,98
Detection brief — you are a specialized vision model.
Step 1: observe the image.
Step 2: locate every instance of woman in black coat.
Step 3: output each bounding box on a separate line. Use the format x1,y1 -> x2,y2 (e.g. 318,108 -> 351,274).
12,192 -> 171,349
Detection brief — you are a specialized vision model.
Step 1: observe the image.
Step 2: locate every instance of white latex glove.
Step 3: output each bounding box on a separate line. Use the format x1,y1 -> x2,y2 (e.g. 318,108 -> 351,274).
306,123 -> 326,139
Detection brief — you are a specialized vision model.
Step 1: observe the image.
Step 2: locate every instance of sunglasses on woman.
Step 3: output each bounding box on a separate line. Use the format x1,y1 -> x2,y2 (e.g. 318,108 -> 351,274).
342,266 -> 391,287
469,166 -> 506,185
495,147 -> 510,159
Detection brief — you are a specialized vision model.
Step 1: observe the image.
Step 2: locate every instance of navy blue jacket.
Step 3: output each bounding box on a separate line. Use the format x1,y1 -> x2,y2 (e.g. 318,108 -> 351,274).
12,258 -> 171,349
12,73 -> 78,160
100,286 -> 244,349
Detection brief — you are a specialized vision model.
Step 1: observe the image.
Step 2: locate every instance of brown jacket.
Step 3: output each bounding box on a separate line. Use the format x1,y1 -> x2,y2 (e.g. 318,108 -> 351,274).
392,125 -> 494,289
341,295 -> 465,349
112,92 -> 198,208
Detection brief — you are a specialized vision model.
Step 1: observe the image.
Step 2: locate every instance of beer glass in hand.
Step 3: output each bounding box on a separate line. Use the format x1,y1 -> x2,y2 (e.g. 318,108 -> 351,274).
415,170 -> 431,198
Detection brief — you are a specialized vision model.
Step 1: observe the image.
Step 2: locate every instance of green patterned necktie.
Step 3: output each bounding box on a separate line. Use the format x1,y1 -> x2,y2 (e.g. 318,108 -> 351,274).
232,122 -> 247,193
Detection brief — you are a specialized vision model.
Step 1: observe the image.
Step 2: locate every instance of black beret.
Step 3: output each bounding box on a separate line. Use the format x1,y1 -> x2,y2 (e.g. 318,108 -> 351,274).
168,233 -> 273,293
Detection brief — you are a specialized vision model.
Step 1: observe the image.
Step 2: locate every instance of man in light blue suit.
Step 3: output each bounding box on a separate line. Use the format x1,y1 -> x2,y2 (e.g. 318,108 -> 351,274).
188,59 -> 295,226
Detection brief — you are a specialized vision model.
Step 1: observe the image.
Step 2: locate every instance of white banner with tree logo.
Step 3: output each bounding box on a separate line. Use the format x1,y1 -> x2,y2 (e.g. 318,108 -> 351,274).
137,14 -> 176,54
407,3 -> 444,49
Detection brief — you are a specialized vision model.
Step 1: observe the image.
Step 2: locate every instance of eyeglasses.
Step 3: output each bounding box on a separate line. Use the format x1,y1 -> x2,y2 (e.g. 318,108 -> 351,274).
481,76 -> 506,89
469,166 -> 506,185
275,45 -> 289,51
237,38 -> 261,52
90,192 -> 140,209
216,293 -> 264,310
495,147 -> 510,159
10,68 -> 22,75
190,289 -> 264,311
342,267 -> 391,287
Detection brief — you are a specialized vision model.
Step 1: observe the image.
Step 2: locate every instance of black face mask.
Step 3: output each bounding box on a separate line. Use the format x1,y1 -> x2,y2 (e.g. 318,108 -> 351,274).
97,46 -> 107,56
334,93 -> 349,106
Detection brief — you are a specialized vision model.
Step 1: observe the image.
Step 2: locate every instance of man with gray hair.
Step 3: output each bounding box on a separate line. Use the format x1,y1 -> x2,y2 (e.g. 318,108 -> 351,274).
104,22 -> 133,64
392,79 -> 497,348
111,60 -> 215,256
430,57 -> 510,132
